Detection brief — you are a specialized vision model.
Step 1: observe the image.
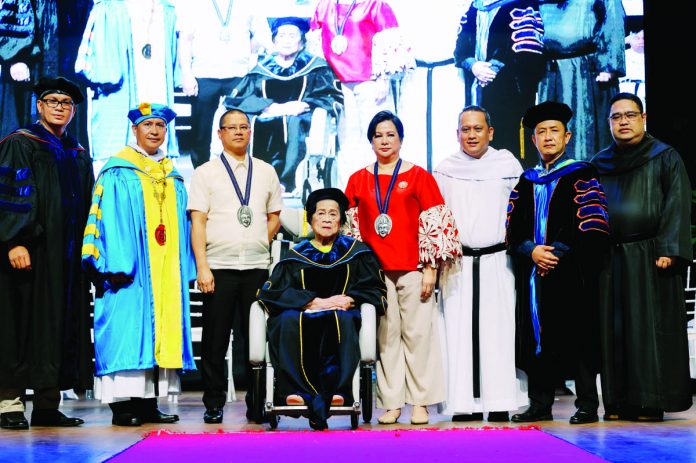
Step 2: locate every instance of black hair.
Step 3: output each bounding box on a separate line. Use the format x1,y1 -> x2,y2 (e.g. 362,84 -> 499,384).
219,108 -> 250,128
367,110 -> 404,142
609,92 -> 644,113
458,105 -> 492,128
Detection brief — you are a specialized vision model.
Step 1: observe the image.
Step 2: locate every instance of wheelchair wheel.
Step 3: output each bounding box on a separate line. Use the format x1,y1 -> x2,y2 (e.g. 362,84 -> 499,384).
350,413 -> 359,430
360,364 -> 373,423
268,413 -> 279,430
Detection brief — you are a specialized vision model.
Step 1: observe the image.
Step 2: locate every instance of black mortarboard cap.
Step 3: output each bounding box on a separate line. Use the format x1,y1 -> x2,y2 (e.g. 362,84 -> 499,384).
305,188 -> 349,215
33,76 -> 85,104
522,101 -> 573,129
269,16 -> 310,37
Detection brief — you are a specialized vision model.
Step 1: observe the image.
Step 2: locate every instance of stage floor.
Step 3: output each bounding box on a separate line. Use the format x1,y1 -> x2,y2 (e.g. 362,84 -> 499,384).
1,391 -> 695,462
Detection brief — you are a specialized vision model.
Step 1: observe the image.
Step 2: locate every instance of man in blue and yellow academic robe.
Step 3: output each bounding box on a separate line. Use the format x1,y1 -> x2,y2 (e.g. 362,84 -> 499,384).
82,103 -> 196,427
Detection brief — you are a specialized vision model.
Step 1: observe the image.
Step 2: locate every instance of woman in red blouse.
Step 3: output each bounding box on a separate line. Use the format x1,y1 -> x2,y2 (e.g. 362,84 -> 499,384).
344,111 -> 461,425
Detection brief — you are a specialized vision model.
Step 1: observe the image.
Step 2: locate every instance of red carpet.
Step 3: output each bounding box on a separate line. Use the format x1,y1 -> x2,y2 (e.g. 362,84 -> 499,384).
107,427 -> 607,462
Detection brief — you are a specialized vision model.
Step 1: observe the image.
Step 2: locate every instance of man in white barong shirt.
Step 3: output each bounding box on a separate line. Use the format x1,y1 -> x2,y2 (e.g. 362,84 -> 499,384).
434,105 -> 527,422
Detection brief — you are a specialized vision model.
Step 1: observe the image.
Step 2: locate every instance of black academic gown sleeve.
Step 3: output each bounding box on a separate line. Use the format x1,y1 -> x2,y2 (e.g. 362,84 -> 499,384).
656,149 -> 692,262
226,73 -> 273,115
302,65 -> 343,116
344,251 -> 387,315
506,176 -> 534,255
0,134 -> 40,246
257,260 -> 317,316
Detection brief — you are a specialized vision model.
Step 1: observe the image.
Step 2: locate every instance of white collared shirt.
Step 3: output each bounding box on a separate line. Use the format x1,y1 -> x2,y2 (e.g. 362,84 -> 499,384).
187,152 -> 283,270
175,0 -> 272,79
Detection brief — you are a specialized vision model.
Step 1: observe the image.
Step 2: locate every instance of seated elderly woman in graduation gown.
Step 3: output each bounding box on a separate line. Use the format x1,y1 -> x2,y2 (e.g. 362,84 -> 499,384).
224,16 -> 343,195
257,188 -> 386,430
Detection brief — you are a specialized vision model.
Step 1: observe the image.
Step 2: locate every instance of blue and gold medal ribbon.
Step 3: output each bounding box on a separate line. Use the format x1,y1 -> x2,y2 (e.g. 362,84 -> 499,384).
373,158 -> 402,216
220,153 -> 253,207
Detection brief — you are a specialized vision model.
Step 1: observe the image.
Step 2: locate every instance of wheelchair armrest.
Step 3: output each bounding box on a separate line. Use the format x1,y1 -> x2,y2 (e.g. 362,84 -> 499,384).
359,303 -> 376,363
249,301 -> 267,365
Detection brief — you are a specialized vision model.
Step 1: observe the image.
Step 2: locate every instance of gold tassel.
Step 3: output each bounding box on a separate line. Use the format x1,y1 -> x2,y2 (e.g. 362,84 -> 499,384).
519,117 -> 525,160
302,209 -> 308,237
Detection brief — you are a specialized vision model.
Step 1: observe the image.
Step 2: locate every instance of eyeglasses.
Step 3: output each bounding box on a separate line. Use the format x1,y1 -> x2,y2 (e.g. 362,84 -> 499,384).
221,125 -> 250,132
609,111 -> 641,122
41,98 -> 75,109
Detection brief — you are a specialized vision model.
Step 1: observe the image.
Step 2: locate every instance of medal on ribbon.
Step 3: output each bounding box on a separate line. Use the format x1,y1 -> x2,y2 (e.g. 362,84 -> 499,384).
331,35 -> 348,55
150,162 -> 168,246
373,158 -> 402,238
212,0 -> 233,45
142,43 -> 152,59
221,153 -> 254,228
331,0 -> 357,56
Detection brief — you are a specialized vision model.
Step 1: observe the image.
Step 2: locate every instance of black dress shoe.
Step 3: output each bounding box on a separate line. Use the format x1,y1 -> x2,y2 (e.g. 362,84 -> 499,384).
452,413 -> 483,422
112,412 -> 142,426
140,409 -> 179,424
31,409 -> 84,427
487,411 -> 510,422
511,408 -> 553,423
204,407 -> 224,424
1,412 -> 29,430
569,409 -> 599,424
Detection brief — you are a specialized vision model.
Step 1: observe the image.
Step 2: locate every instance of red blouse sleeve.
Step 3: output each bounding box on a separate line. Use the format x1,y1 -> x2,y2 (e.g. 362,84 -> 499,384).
344,172 -> 359,209
413,167 -> 462,267
415,167 -> 445,212
370,0 -> 400,30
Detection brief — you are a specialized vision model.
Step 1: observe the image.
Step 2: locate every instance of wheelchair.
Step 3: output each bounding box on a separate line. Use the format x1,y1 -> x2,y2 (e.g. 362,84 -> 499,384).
248,301 -> 376,430
295,107 -> 340,205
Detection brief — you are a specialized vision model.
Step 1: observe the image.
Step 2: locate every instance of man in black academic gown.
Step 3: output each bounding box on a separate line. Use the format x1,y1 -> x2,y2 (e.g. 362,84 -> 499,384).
506,101 -> 610,425
591,92 -> 693,422
0,76 -> 94,430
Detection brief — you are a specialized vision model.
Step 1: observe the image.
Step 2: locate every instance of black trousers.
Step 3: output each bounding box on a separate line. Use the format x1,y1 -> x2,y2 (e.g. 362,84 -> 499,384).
0,387 -> 60,411
201,268 -> 268,410
528,356 -> 599,413
189,77 -> 241,168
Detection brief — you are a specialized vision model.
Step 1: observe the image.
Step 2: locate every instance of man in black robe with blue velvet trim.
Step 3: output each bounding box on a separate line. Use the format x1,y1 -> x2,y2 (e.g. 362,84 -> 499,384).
0,76 -> 93,430
591,93 -> 692,422
506,101 -> 609,424
257,188 -> 386,430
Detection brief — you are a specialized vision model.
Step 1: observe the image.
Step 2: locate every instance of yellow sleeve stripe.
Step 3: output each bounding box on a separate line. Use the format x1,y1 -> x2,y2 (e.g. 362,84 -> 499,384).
89,203 -> 101,216
83,223 -> 100,238
94,184 -> 104,197
82,243 -> 100,260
